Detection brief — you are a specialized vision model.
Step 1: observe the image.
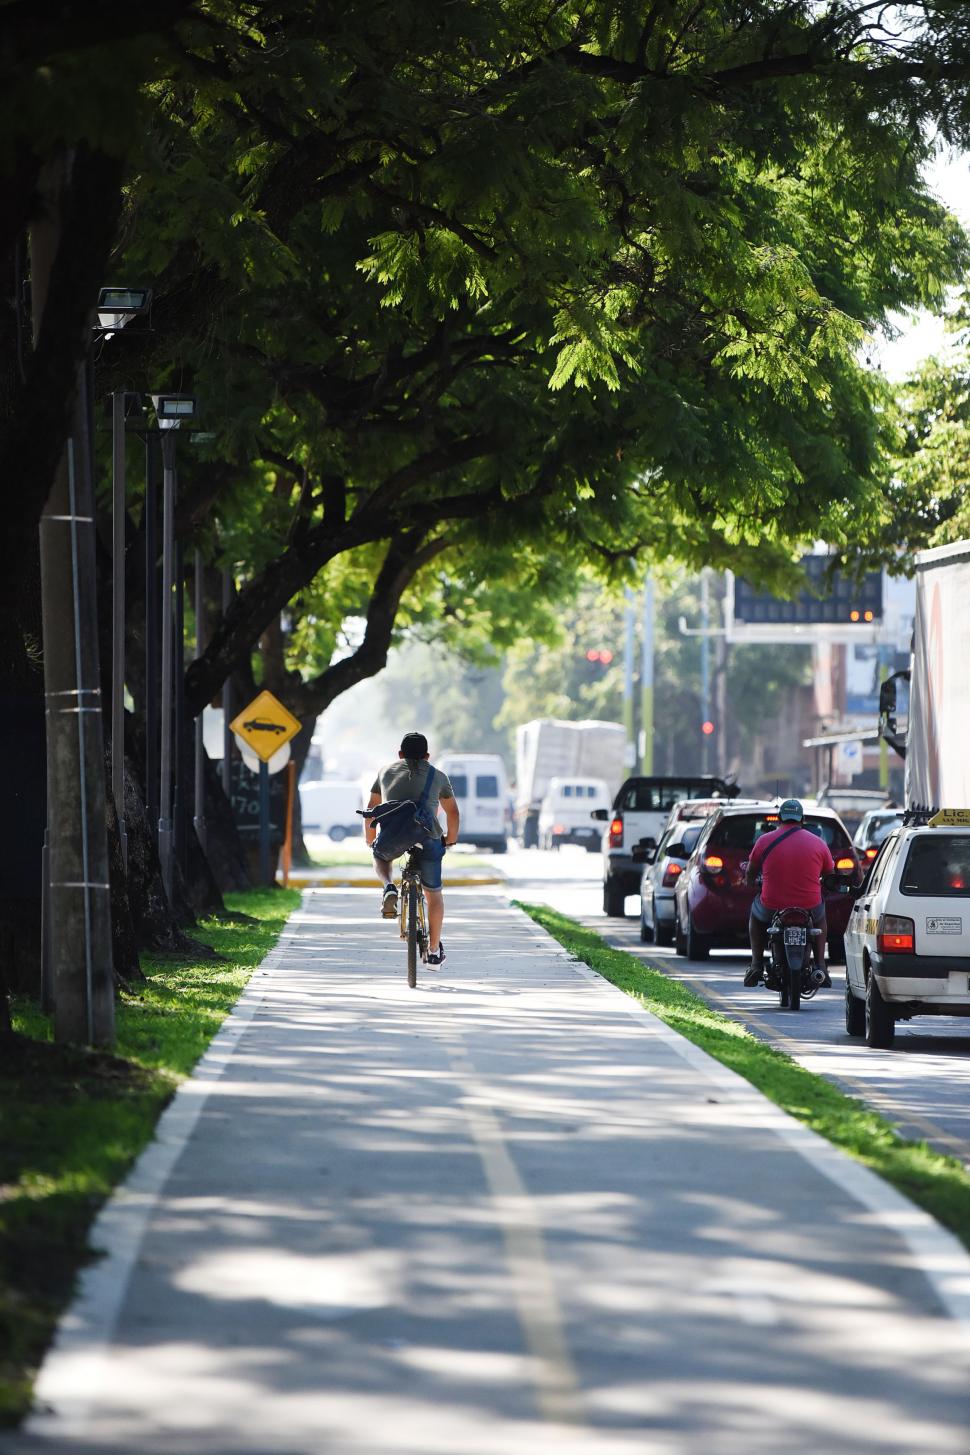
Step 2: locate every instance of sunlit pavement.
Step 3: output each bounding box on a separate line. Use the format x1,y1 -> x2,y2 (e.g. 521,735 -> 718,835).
508,847 -> 970,1169
16,887 -> 970,1455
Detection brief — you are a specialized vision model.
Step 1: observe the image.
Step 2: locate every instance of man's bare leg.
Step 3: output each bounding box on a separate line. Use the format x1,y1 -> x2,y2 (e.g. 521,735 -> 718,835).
426,887 -> 444,952
745,913 -> 767,985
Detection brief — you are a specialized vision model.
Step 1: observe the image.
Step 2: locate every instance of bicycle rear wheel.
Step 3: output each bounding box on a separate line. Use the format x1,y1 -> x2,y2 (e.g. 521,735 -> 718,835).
406,879 -> 418,988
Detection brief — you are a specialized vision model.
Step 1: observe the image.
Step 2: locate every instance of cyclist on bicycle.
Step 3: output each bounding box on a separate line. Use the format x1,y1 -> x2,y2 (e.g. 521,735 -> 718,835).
743,798 -> 834,987
365,732 -> 459,966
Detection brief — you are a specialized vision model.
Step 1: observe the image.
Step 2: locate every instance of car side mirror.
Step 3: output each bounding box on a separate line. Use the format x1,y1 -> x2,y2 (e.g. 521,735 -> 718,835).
631,837 -> 658,865
590,808 -> 609,821
666,841 -> 688,859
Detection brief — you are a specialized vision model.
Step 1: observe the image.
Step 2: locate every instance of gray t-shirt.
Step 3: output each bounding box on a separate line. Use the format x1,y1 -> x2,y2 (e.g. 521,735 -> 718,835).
370,761 -> 454,841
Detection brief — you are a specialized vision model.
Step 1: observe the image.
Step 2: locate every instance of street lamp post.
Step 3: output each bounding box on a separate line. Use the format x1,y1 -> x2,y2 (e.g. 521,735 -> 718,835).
193,549 -> 207,853
221,569 -> 233,801
151,394 -> 196,900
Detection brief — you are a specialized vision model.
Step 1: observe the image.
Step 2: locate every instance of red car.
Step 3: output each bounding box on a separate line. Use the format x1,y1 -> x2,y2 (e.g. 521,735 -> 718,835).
671,804 -> 860,963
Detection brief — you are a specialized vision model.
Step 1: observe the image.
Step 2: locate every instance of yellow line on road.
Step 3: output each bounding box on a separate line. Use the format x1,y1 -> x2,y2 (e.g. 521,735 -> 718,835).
446,1037 -> 585,1429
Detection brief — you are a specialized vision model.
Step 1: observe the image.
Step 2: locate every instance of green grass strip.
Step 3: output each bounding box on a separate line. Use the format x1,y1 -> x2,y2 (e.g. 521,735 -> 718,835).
0,888 -> 299,1428
519,901 -> 970,1253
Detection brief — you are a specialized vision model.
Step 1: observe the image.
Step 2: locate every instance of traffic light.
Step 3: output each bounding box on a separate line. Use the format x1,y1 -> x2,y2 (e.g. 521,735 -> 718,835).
701,720 -> 715,736
584,648 -> 615,666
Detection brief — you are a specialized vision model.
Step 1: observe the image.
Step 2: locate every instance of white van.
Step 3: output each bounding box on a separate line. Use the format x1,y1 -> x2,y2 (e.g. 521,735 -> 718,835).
299,779 -> 363,841
538,778 -> 611,852
437,753 -> 509,853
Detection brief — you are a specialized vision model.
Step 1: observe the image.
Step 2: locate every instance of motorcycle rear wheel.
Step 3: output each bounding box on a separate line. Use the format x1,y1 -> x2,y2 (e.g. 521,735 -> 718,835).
788,962 -> 801,1011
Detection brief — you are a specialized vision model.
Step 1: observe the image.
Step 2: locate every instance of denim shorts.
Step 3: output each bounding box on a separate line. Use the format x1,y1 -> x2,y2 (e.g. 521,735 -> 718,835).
375,838 -> 446,890
750,895 -> 824,926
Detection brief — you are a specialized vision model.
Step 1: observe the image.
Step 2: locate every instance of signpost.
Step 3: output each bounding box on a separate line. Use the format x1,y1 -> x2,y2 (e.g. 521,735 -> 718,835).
230,690 -> 302,885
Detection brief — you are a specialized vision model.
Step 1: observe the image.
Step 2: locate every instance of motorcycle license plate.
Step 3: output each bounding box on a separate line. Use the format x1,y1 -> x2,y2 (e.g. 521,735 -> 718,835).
783,927 -> 807,947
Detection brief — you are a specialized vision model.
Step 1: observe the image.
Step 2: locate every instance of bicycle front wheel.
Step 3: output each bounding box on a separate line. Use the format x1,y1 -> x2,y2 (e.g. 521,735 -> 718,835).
406,879 -> 418,988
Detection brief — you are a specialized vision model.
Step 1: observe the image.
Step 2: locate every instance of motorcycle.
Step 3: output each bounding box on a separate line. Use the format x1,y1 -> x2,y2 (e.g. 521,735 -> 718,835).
746,869 -> 856,1012
765,905 -> 825,1010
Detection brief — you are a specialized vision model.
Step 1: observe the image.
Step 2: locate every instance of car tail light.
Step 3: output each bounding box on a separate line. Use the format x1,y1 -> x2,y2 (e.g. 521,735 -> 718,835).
765,814 -> 779,822
553,823 -> 566,835
702,854 -> 724,871
835,856 -> 855,871
609,815 -> 623,848
876,914 -> 914,954
662,862 -> 683,887
865,847 -> 878,861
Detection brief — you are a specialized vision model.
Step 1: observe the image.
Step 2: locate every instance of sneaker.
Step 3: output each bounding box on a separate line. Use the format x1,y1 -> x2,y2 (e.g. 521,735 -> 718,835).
426,942 -> 446,968
820,965 -> 832,988
743,961 -> 763,988
381,885 -> 398,919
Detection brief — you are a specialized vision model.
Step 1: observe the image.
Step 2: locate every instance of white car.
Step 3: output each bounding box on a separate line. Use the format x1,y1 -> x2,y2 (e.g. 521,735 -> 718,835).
844,814 -> 970,1048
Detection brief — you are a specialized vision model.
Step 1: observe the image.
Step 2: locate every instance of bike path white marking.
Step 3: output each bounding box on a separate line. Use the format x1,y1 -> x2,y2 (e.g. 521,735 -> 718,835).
23,889 -> 970,1446
25,920 -> 302,1437
507,904 -> 970,1334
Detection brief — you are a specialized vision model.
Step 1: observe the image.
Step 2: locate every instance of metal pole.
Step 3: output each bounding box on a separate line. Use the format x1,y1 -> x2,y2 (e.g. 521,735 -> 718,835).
640,572 -> 654,775
158,430 -> 176,899
259,759 -> 270,885
221,568 -> 232,799
700,569 -> 711,774
144,434 -> 160,828
193,549 -> 207,852
174,535 -> 187,877
111,392 -> 127,869
623,586 -> 636,770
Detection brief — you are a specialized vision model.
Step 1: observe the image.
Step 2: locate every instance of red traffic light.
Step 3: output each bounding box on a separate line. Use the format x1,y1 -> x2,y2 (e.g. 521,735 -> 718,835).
701,720 -> 715,736
585,648 -> 615,664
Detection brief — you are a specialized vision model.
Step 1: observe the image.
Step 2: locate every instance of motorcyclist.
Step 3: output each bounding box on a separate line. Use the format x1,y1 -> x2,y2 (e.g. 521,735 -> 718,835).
743,799 -> 834,988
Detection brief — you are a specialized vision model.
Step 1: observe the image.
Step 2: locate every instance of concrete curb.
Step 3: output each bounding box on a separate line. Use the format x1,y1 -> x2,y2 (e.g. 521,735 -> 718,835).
282,874 -> 507,888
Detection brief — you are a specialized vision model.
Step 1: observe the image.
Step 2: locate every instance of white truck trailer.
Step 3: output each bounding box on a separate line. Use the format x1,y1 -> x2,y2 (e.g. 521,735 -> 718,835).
514,719 -> 627,847
905,540 -> 970,809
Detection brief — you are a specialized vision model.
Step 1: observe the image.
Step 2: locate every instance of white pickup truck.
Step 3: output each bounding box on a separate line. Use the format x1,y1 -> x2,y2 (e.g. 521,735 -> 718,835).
596,774 -> 740,916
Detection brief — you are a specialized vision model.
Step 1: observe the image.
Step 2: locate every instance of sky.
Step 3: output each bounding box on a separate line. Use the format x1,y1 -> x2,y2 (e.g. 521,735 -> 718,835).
871,149 -> 970,381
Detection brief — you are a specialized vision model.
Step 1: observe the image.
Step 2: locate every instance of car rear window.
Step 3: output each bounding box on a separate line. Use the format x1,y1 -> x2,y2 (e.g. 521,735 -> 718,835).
709,815 -> 846,852
899,836 -> 970,897
621,781 -> 725,812
476,774 -> 499,798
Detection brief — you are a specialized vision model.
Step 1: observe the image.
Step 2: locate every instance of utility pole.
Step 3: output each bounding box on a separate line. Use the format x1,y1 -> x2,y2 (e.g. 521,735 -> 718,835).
111,392 -> 128,869
193,549 -> 207,853
33,153 -> 115,1046
640,572 -> 654,774
221,570 -> 233,799
700,569 -> 711,774
623,587 -> 637,770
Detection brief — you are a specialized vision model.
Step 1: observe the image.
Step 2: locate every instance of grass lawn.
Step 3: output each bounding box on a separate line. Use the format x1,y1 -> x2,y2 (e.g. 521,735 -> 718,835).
0,888 -> 299,1428
520,902 -> 970,1253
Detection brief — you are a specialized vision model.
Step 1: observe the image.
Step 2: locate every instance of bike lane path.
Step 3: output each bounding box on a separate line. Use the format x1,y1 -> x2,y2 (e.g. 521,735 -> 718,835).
12,889 -> 970,1455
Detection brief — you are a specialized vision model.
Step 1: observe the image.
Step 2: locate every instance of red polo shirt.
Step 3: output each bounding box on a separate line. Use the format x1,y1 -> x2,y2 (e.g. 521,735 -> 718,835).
748,825 -> 834,910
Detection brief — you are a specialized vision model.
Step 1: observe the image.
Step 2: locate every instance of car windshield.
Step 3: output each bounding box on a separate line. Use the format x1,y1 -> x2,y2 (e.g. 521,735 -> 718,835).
899,835 -> 970,897
855,812 -> 902,847
710,814 -> 844,852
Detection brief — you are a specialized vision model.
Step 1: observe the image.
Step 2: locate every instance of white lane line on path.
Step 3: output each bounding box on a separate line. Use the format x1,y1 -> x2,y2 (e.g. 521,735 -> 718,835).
445,1036 -> 586,1430
511,909 -> 970,1336
25,905 -> 308,1440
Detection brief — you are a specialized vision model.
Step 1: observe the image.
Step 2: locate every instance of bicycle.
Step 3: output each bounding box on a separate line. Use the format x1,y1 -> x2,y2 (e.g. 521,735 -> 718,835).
399,842 -> 429,988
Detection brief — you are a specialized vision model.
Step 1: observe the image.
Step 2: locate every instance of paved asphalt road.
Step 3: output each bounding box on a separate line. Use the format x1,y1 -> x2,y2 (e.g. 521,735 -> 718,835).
14,887 -> 970,1455
504,846 -> 970,1169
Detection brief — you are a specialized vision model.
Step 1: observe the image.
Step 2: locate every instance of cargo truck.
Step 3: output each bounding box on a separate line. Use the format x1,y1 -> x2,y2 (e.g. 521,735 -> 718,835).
514,719 -> 627,848
899,540 -> 970,809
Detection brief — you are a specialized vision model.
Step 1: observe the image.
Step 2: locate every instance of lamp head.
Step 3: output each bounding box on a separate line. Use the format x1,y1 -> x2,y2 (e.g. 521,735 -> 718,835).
96,286 -> 152,334
149,394 -> 197,431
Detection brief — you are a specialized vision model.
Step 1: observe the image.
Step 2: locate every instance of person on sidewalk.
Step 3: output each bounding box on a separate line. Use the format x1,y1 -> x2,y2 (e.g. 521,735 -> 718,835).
743,799 -> 834,988
365,732 -> 459,966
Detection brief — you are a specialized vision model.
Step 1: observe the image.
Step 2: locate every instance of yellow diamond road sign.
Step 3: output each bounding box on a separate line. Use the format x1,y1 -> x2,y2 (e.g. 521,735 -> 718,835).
230,690 -> 301,763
